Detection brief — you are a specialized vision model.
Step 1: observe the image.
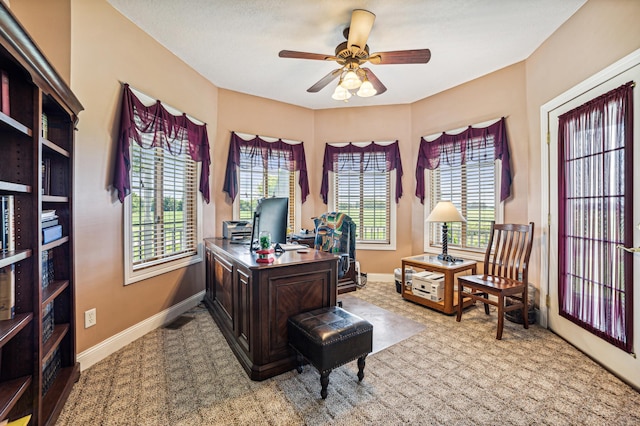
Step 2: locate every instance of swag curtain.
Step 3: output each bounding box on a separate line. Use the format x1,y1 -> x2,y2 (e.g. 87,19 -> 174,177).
557,81 -> 634,353
320,141 -> 404,204
223,132 -> 310,202
415,117 -> 512,203
113,84 -> 211,203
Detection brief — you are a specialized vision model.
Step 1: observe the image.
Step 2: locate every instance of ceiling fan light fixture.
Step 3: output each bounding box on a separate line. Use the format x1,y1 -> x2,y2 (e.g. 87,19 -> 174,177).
356,79 -> 377,97
332,84 -> 352,101
340,70 -> 362,90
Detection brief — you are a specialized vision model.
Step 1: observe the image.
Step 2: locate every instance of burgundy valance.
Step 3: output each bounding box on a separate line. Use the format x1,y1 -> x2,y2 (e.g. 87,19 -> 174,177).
320,141 -> 403,204
415,117 -> 512,203
113,84 -> 211,203
223,132 -> 310,203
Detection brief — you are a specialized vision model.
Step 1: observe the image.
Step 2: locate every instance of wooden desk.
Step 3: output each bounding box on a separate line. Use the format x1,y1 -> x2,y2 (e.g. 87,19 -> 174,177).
401,255 -> 477,315
204,238 -> 338,380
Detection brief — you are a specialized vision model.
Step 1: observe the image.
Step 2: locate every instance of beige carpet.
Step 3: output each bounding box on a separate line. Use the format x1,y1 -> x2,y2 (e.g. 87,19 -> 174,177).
57,280 -> 640,425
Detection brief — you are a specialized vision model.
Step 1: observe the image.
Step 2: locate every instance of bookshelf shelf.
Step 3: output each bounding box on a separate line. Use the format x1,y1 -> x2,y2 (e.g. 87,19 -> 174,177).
41,139 -> 70,158
41,236 -> 68,251
0,249 -> 31,270
41,280 -> 69,308
42,324 -> 69,364
0,313 -> 32,347
0,110 -> 31,137
0,181 -> 31,194
0,3 -> 82,424
0,376 -> 32,420
41,195 -> 68,203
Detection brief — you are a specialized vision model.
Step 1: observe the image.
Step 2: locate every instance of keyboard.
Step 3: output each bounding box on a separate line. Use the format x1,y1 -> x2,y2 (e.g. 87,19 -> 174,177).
277,243 -> 309,251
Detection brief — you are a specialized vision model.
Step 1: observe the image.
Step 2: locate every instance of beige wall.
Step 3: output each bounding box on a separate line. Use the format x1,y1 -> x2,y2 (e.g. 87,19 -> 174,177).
10,0 -> 639,354
215,89 -> 316,236
410,62 -> 530,278
11,0 -> 71,83
314,105 -> 413,273
525,0 -> 640,292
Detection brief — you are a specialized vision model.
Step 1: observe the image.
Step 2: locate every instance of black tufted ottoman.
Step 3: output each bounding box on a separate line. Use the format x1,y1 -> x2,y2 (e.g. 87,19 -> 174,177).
287,306 -> 373,399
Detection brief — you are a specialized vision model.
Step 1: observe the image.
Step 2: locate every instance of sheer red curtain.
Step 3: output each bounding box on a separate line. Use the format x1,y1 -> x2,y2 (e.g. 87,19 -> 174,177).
113,84 -> 211,203
223,132 -> 310,202
558,81 -> 634,353
415,117 -> 512,204
320,141 -> 403,204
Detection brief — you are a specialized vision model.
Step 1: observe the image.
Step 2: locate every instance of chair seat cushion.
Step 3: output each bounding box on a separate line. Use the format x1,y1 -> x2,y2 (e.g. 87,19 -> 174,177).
459,274 -> 525,295
288,306 -> 373,373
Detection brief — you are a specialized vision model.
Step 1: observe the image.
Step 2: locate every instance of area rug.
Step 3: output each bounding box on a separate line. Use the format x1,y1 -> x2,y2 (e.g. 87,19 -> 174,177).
339,293 -> 425,354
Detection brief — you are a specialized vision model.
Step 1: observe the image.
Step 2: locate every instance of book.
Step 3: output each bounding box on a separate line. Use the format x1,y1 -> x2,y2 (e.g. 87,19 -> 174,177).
42,224 -> 62,244
42,218 -> 59,229
42,301 -> 54,343
42,158 -> 51,195
0,69 -> 9,115
1,195 -> 15,252
41,209 -> 57,221
0,264 -> 15,320
42,249 -> 54,289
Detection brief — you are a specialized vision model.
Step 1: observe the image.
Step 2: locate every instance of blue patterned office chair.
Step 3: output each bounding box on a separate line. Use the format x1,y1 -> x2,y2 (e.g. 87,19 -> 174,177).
313,212 -> 356,279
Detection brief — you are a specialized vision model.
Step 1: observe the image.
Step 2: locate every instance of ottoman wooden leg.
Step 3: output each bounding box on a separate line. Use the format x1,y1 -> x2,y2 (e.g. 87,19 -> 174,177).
357,355 -> 367,381
295,352 -> 304,374
320,370 -> 331,399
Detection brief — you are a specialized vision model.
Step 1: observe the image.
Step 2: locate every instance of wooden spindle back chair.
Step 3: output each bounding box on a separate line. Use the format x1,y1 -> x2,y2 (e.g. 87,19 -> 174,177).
456,222 -> 534,339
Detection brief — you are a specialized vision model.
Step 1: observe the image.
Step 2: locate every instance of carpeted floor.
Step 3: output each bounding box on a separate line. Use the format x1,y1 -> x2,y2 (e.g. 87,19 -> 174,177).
56,280 -> 640,425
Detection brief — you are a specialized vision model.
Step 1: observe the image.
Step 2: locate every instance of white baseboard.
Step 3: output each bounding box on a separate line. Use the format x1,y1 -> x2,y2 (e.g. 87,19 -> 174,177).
77,291 -> 205,372
366,273 -> 393,283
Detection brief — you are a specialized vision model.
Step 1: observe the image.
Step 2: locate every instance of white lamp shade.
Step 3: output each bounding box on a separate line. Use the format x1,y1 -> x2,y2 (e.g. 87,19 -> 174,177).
331,84 -> 352,101
340,70 -> 362,90
426,201 -> 466,223
356,80 -> 377,97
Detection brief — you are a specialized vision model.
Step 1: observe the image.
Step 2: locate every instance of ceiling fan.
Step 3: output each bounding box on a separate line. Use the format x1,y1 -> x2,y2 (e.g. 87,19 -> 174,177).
278,9 -> 431,100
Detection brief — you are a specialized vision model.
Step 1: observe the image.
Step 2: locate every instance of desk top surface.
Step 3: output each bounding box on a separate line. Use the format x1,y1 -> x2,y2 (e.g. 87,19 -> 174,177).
205,238 -> 338,269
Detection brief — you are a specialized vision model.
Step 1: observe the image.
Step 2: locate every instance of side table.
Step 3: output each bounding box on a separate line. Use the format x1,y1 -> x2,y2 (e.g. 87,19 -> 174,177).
401,254 -> 477,315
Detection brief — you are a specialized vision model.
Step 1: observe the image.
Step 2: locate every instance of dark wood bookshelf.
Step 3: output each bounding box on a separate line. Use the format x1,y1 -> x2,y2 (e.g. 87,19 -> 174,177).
0,3 -> 83,424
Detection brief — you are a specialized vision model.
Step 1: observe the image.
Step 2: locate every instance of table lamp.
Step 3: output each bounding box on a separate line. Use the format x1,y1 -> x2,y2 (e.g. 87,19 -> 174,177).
426,200 -> 466,262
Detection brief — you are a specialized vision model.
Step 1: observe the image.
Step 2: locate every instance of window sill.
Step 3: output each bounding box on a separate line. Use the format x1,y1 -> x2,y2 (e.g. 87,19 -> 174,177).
125,249 -> 203,285
423,248 -> 485,262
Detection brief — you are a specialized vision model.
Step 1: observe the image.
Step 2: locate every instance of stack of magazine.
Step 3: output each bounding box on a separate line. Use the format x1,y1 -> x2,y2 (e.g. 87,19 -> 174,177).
42,209 -> 62,244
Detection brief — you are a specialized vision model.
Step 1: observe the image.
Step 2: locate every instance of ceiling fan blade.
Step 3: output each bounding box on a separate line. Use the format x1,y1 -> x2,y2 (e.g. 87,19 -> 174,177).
368,49 -> 431,65
362,68 -> 387,95
307,68 -> 342,93
279,50 -> 336,61
347,9 -> 375,54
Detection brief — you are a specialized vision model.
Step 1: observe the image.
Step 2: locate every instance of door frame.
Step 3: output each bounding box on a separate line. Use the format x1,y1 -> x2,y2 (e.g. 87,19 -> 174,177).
539,47 -> 640,329
540,48 -> 640,390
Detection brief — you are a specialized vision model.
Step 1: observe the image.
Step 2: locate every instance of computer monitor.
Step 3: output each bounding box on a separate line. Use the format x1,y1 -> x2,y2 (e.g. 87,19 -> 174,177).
250,197 -> 289,251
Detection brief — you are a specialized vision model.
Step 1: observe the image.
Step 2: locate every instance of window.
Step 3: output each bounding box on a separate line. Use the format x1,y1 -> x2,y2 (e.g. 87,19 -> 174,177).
224,133 -> 310,234
417,118 -> 510,258
125,140 -> 202,284
114,85 -> 209,285
332,151 -> 392,244
235,145 -> 297,232
425,139 -> 501,255
322,141 -> 403,250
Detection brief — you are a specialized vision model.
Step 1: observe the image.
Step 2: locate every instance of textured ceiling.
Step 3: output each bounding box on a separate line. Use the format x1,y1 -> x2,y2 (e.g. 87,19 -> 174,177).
106,0 -> 586,110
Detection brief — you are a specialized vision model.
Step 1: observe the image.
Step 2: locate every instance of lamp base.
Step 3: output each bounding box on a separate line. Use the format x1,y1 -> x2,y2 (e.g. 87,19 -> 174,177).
437,253 -> 462,263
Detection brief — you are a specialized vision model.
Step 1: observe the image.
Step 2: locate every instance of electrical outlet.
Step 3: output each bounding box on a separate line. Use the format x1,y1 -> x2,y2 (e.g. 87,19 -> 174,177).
85,308 -> 96,328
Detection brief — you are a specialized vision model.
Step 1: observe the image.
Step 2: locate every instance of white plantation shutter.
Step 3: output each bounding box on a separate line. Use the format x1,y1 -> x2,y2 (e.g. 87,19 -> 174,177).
333,151 -> 391,244
237,146 -> 296,232
428,137 -> 496,251
130,142 -> 198,268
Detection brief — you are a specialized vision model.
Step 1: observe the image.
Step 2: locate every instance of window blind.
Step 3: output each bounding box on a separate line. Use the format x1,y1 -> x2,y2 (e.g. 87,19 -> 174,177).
238,146 -> 296,232
130,142 -> 198,268
429,137 -> 496,250
333,151 -> 391,244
